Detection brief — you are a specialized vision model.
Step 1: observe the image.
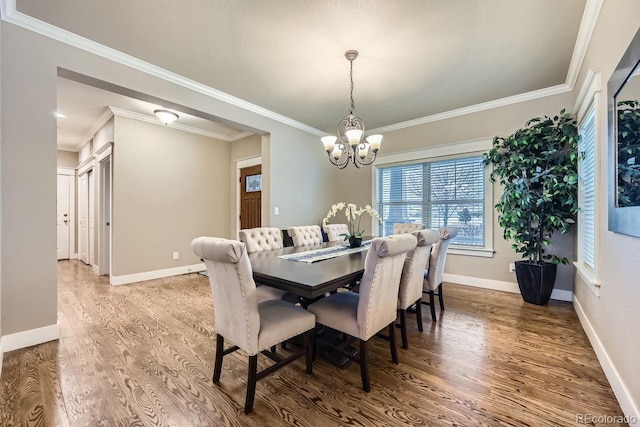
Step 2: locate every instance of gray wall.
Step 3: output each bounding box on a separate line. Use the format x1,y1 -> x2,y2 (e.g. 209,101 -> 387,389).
330,91 -> 576,290
57,150 -> 78,168
0,21 -> 332,338
572,0 -> 640,415
112,116 -> 230,276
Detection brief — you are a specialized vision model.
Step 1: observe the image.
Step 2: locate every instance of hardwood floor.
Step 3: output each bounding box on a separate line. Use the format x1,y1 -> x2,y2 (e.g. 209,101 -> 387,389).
0,260 -> 625,426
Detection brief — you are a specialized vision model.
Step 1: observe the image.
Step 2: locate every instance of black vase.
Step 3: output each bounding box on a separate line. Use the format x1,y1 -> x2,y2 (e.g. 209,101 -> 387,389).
514,261 -> 557,305
349,236 -> 362,248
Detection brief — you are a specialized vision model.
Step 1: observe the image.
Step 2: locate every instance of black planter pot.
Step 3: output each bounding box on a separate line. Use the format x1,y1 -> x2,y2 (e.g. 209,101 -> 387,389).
514,261 -> 557,305
348,236 -> 362,248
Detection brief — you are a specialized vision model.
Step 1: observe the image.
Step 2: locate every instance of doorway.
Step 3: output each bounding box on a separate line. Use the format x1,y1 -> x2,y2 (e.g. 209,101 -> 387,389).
234,157 -> 262,238
98,152 -> 112,277
240,164 -> 262,230
56,170 -> 75,260
78,169 -> 94,266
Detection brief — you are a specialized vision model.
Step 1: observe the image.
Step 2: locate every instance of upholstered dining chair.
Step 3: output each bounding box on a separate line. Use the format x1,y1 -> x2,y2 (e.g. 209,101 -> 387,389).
307,234 -> 417,392
393,223 -> 425,234
191,237 -> 315,414
288,225 -> 323,246
323,223 -> 350,242
239,227 -> 297,303
423,227 -> 459,322
397,229 -> 441,349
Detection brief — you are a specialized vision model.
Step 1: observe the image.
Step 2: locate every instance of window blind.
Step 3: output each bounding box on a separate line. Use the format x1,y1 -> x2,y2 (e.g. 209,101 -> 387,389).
376,156 -> 485,247
579,107 -> 597,270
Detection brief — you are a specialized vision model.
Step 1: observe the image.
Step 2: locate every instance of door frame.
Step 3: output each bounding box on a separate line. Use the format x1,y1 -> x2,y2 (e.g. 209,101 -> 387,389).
57,167 -> 76,259
236,156 -> 261,238
96,145 -> 113,278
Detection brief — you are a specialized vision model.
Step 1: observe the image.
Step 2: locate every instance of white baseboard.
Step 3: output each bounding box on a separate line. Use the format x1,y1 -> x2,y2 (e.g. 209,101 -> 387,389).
111,263 -> 205,286
92,264 -> 100,275
444,273 -> 573,302
550,288 -> 573,302
573,295 -> 639,425
1,322 -> 60,353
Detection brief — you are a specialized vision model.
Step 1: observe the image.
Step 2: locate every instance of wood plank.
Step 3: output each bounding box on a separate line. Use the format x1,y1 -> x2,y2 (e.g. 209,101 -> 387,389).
0,261 -> 626,426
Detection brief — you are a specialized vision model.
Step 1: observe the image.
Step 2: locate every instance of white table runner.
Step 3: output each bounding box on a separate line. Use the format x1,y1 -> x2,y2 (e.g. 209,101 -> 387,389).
278,240 -> 371,263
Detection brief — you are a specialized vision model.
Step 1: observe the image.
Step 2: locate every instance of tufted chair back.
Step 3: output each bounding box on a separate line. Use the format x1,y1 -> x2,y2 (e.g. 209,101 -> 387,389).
357,234 -> 417,340
191,237 -> 260,355
288,225 -> 323,246
323,223 -> 350,242
239,227 -> 283,252
393,223 -> 425,234
424,227 -> 458,291
397,229 -> 441,310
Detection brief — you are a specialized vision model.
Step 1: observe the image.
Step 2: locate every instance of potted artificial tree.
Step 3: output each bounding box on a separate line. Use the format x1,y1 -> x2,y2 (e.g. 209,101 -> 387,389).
483,109 -> 579,305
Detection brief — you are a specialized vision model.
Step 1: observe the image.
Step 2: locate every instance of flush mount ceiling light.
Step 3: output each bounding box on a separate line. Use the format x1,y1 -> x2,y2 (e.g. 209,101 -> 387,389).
154,109 -> 179,126
321,50 -> 382,169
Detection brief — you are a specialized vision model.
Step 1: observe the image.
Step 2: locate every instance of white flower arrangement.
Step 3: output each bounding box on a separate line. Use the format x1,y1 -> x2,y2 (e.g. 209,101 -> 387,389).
322,202 -> 382,240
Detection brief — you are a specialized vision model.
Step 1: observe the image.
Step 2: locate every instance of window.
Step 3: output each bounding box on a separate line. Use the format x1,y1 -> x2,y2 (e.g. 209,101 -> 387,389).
375,155 -> 486,248
578,105 -> 597,271
573,69 -> 600,294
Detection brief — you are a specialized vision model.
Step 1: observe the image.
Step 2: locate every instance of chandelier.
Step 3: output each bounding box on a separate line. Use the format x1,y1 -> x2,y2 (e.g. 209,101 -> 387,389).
321,50 -> 382,169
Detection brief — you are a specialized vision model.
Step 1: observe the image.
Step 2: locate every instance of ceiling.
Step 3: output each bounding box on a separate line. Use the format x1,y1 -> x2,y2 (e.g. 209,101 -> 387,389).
12,0 -> 589,151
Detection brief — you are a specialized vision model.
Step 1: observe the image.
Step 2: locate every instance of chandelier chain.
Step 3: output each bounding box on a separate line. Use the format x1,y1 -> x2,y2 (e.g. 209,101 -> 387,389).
349,58 -> 355,114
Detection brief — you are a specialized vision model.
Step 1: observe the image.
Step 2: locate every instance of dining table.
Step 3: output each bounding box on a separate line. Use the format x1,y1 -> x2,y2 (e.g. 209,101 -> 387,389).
247,240 -> 370,300
248,239 -> 372,367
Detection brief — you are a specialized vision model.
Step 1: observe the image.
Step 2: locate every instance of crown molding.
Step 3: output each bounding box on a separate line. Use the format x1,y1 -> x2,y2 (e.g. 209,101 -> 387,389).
565,0 -> 604,91
369,84 -> 571,134
2,0 -> 603,137
80,107 -> 114,146
0,1 -> 325,137
108,107 -> 252,141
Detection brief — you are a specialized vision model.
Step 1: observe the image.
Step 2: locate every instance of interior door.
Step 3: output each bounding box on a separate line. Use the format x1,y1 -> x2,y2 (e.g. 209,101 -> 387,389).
240,165 -> 262,230
99,156 -> 112,276
78,172 -> 89,264
56,174 -> 71,260
88,170 -> 95,267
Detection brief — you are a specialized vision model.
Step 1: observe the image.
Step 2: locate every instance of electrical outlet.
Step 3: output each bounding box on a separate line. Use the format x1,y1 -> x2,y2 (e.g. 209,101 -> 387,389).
173,252 -> 179,260
274,207 -> 279,216
509,262 -> 515,273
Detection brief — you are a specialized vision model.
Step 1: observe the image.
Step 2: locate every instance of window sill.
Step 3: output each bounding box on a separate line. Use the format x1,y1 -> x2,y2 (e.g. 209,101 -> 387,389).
448,247 -> 494,258
573,261 -> 600,297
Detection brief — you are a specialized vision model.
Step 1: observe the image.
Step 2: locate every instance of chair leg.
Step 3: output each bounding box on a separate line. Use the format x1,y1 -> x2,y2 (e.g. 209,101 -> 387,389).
398,309 -> 408,350
244,355 -> 258,414
438,283 -> 445,311
304,330 -> 313,374
359,340 -> 371,392
388,323 -> 399,365
429,290 -> 437,322
415,299 -> 424,332
213,334 -> 224,383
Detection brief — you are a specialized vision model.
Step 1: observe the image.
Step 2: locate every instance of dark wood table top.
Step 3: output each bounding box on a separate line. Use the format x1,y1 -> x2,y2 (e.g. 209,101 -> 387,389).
248,241 -> 368,299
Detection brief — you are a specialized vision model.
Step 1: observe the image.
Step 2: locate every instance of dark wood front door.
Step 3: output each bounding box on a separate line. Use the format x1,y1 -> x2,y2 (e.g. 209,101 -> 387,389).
240,165 -> 262,230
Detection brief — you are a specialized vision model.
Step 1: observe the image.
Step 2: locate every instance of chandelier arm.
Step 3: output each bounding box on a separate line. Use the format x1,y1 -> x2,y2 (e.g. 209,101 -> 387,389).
357,151 -> 378,166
